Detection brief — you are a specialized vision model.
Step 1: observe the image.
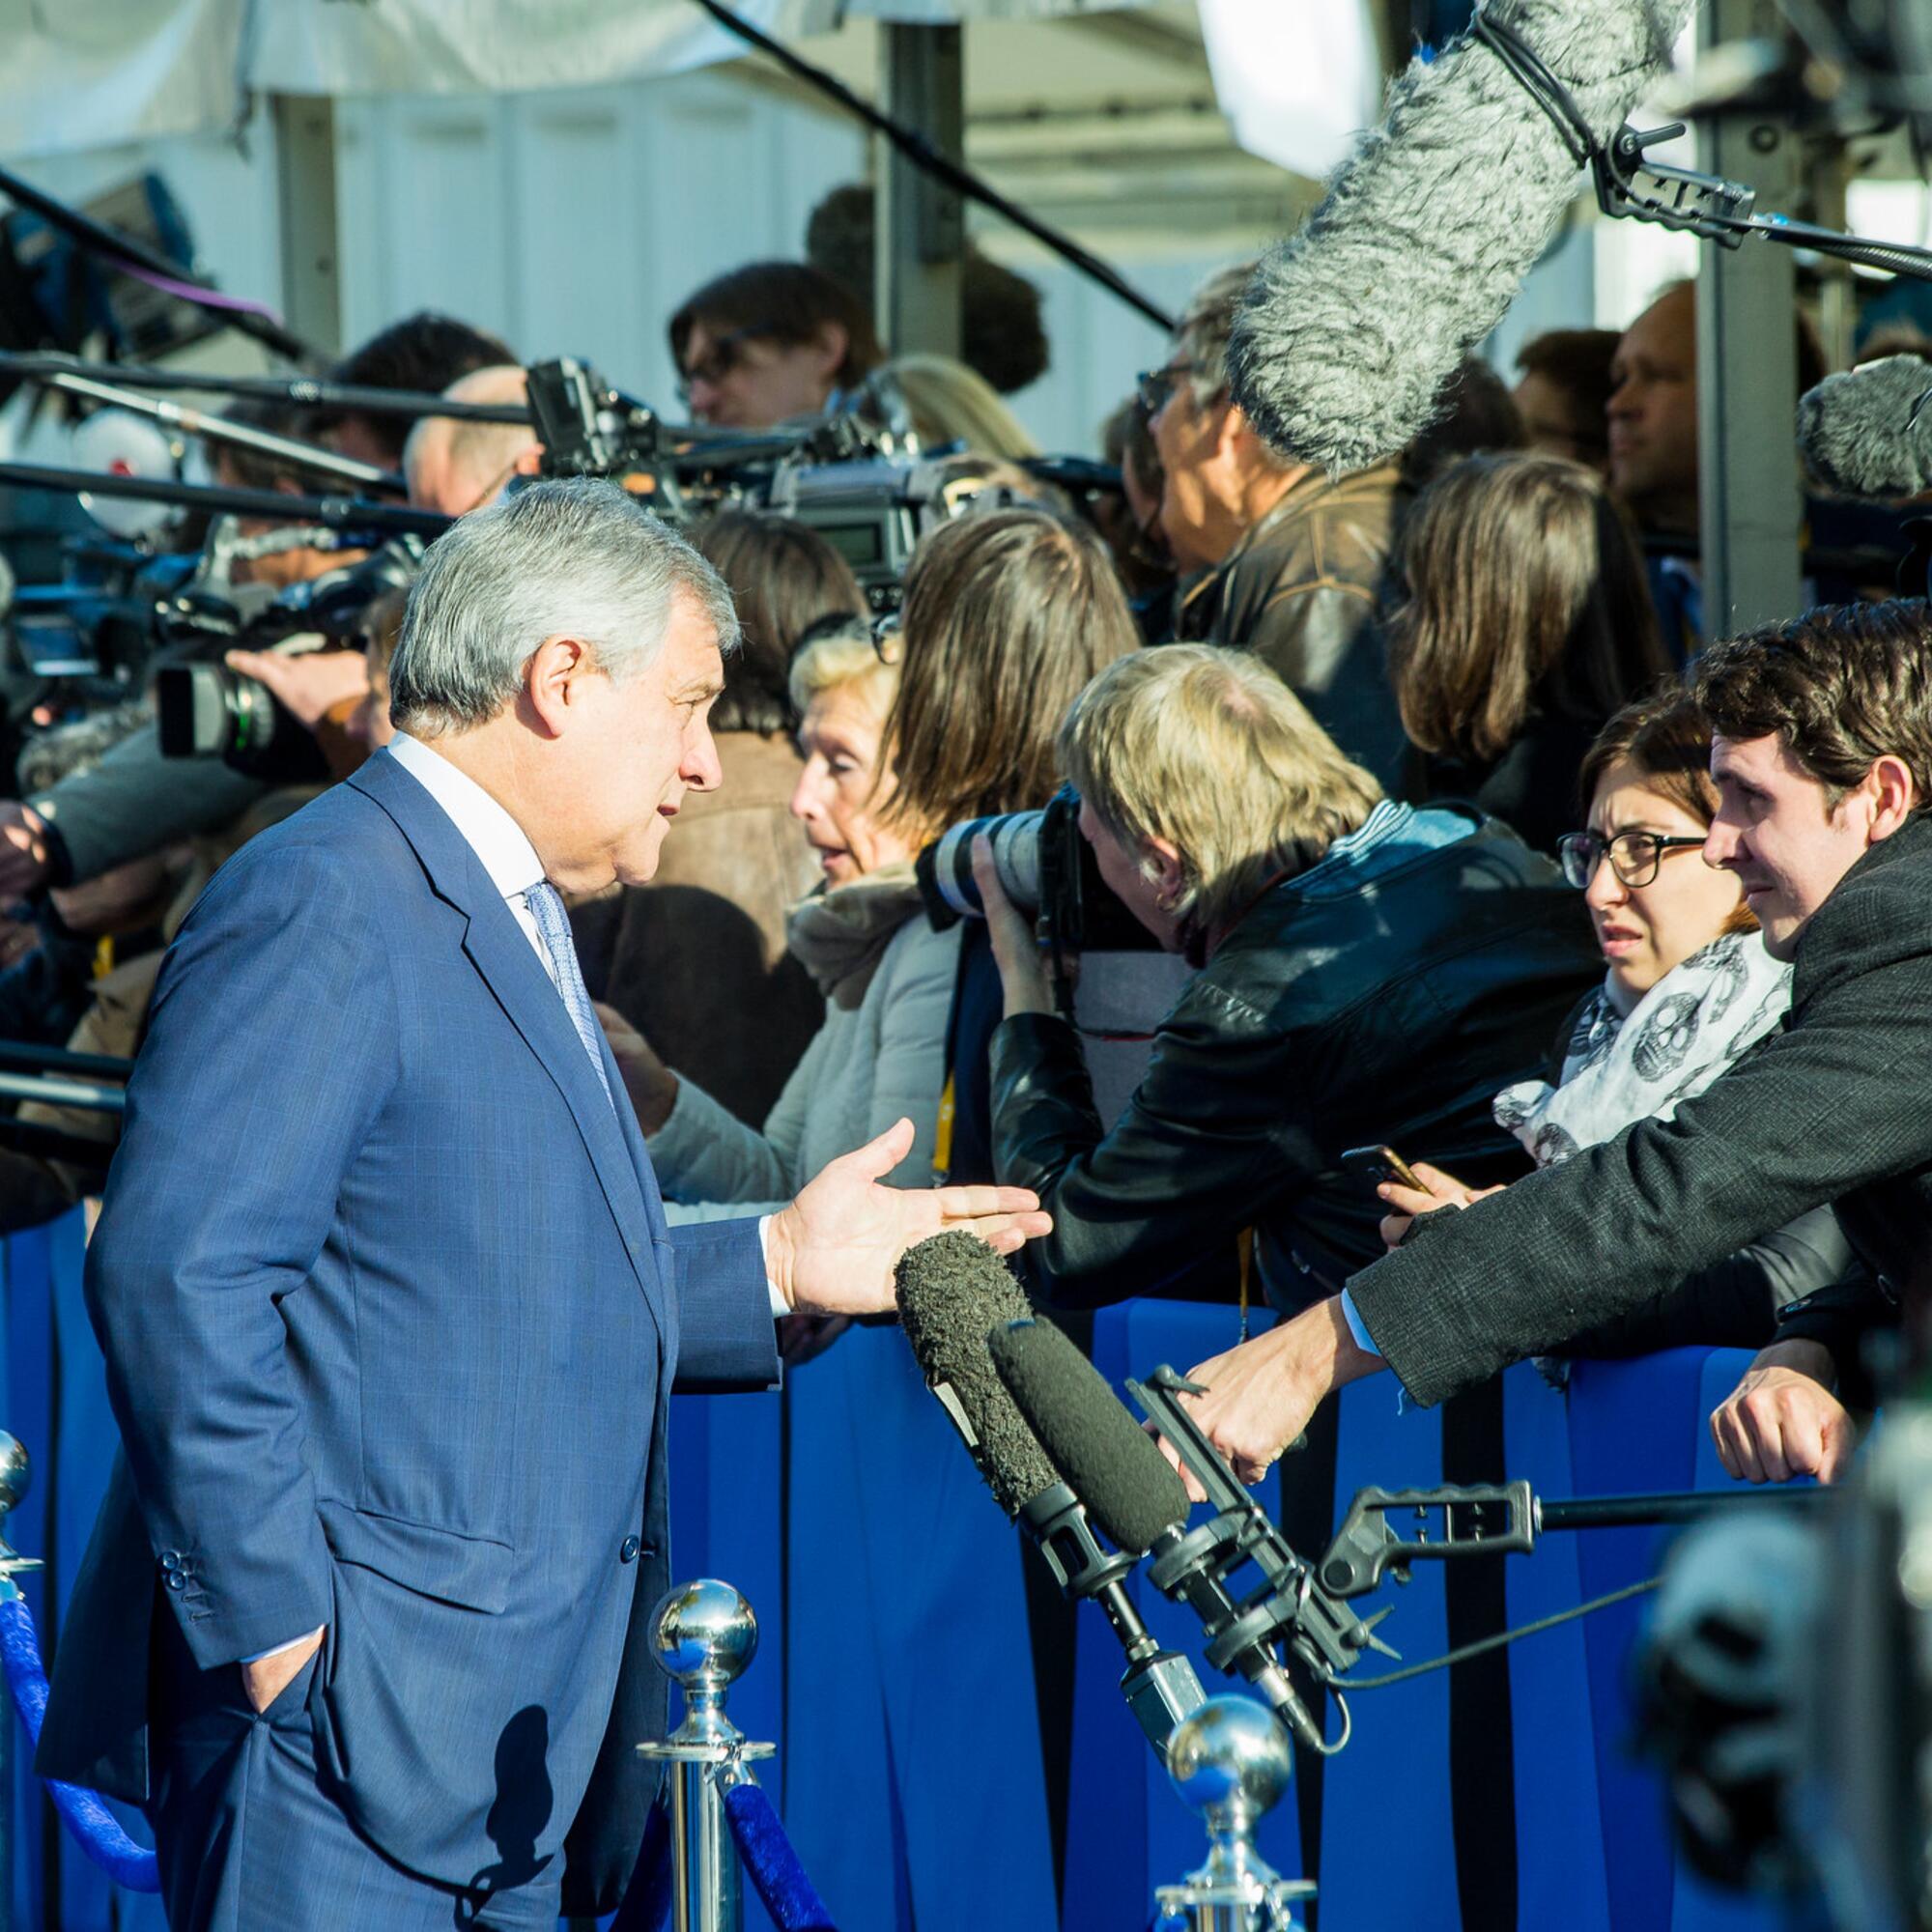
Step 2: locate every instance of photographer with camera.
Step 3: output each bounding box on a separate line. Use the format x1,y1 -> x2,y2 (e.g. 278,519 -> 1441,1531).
974,644 -> 1600,1314
0,320 -> 462,899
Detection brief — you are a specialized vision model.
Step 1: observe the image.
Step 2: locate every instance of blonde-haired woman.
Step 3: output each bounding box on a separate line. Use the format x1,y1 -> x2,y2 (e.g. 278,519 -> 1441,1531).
976,643 -> 1602,1312
885,352 -> 1040,460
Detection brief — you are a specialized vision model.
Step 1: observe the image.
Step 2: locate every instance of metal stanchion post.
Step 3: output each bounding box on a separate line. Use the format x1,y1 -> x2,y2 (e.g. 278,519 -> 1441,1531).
1153,1696 -> 1315,1932
637,1580 -> 776,1932
0,1433 -> 46,1926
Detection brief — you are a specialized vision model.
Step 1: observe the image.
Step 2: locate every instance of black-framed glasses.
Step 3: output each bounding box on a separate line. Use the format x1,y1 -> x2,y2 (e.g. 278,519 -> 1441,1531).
676,323 -> 781,401
1135,361 -> 1204,417
870,611 -> 904,666
1558,829 -> 1708,890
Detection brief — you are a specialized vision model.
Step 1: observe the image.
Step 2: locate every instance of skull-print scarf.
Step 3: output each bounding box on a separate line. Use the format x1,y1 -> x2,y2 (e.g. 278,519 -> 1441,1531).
1492,931 -> 1793,1169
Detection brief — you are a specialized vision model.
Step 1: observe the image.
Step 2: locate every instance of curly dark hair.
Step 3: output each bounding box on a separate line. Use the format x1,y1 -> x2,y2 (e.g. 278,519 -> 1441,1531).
1692,601 -> 1932,807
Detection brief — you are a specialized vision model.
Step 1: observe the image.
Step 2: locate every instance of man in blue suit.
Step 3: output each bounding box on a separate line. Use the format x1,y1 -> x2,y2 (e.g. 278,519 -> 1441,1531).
35,478 -> 1048,1928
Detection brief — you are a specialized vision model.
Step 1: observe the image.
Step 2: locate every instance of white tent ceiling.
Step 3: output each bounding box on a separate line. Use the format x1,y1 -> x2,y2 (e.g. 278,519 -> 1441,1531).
0,0 -> 1160,161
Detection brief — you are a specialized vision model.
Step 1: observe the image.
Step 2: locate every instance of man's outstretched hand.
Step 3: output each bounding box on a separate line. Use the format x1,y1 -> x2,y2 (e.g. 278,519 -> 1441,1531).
767,1117 -> 1050,1317
1164,1296 -> 1384,1498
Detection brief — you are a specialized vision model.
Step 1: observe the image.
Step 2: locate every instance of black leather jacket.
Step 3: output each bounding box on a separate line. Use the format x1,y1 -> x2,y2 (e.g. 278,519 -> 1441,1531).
990,805 -> 1601,1312
1174,459 -> 1411,789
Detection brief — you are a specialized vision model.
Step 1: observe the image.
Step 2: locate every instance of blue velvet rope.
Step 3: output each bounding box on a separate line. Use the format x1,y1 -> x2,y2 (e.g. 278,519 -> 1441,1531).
0,1593 -> 160,1891
611,1794 -> 673,1932
724,1780 -> 838,1931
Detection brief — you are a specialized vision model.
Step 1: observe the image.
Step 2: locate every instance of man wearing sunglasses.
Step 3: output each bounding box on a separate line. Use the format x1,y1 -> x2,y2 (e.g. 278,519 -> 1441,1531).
1166,602 -> 1932,1497
1145,260 -> 1412,787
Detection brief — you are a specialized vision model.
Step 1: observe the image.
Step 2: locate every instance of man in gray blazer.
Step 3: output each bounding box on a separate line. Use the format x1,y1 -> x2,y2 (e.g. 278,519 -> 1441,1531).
1169,600 -> 1932,1494
37,478 -> 1048,1929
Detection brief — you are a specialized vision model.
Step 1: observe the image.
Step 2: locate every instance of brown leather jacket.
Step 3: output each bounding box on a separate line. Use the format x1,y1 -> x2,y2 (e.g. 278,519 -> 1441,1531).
576,730 -> 824,1127
1176,459 -> 1411,786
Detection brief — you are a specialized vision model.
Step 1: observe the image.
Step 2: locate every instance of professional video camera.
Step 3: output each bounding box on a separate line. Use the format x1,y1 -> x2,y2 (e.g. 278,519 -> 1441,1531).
917,783 -> 1161,1018
151,537 -> 421,782
523,355 -> 1110,611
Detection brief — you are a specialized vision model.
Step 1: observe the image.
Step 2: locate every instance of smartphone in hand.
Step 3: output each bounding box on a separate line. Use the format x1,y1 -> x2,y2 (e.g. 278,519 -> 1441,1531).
1339,1144 -> 1430,1194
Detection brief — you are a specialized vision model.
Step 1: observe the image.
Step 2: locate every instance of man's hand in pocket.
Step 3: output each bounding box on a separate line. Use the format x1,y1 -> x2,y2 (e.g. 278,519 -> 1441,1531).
242,1628 -> 325,1714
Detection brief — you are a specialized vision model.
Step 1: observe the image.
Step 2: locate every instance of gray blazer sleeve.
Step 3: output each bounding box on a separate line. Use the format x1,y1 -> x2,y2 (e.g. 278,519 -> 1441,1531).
30,724 -> 269,884
1555,1204 -> 1851,1358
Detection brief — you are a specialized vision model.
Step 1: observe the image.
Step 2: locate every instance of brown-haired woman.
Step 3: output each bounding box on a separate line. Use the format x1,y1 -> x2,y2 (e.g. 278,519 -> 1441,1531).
1380,681 -> 1849,1356
1390,451 -> 1667,853
602,509 -> 1137,1932
694,508 -> 868,734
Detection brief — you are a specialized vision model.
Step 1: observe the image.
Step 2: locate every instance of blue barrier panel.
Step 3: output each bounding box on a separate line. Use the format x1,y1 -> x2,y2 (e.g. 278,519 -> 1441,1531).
6,1219 -> 56,1932
668,1383 -> 783,1932
1665,1348 -> 1788,1932
1319,1375 -> 1456,1931
781,1323 -> 1056,1932
47,1209 -> 163,1932
1569,1350 -> 1710,1932
1504,1363 -> 1612,1932
1064,1300 -> 1303,1932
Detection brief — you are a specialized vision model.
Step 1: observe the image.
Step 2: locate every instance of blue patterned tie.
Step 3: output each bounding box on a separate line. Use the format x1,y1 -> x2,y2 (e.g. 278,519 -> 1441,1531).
523,879 -> 614,1110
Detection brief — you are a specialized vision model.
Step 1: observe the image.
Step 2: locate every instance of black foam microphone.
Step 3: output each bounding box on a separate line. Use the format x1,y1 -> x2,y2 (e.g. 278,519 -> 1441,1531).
991,1320 -> 1386,1758
894,1234 -> 1206,1752
1227,0 -> 1694,476
986,1315 -> 1189,1556
895,1231 -> 1059,1517
1797,355 -> 1932,501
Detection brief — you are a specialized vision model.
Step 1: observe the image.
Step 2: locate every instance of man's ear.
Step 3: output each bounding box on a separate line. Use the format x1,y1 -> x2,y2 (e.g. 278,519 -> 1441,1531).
1864,753 -> 1918,844
1146,834 -> 1185,908
810,320 -> 850,382
525,634 -> 597,737
512,441 -> 544,479
1228,405 -> 1305,483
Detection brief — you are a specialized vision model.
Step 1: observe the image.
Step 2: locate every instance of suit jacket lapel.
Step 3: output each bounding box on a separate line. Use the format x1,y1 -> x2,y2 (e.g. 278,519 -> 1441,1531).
348,754 -> 666,1325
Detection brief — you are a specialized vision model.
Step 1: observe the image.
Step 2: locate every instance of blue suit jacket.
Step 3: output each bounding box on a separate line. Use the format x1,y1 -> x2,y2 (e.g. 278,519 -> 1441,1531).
36,751 -> 781,1915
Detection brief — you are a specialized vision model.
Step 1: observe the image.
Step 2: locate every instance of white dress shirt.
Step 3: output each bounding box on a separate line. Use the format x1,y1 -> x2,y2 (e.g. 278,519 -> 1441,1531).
387,732 -> 558,986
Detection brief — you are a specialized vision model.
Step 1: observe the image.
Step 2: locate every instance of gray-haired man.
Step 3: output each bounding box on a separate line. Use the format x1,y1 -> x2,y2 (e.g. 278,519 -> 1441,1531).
38,478 -> 1048,1928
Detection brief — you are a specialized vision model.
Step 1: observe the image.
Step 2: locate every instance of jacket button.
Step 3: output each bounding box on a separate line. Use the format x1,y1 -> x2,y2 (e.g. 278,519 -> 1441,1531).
163,1571 -> 185,1591
157,1550 -> 181,1572
619,1535 -> 641,1564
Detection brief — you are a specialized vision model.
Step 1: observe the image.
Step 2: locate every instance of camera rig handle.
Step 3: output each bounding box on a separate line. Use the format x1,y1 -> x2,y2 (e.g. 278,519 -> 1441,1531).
1317,1482 -> 1539,1599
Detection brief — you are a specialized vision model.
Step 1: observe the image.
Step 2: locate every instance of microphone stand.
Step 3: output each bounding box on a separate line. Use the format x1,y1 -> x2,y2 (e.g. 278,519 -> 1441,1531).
33,367 -> 406,496
0,353 -> 534,426
1470,5 -> 1932,282
1126,1364 -> 1831,1753
1016,1479 -> 1208,1757
0,462 -> 450,539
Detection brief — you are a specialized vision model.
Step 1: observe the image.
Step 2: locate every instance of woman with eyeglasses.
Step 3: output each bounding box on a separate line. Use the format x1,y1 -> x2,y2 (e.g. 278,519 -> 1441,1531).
1381,684 -> 1849,1353
603,508 -> 1138,1932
